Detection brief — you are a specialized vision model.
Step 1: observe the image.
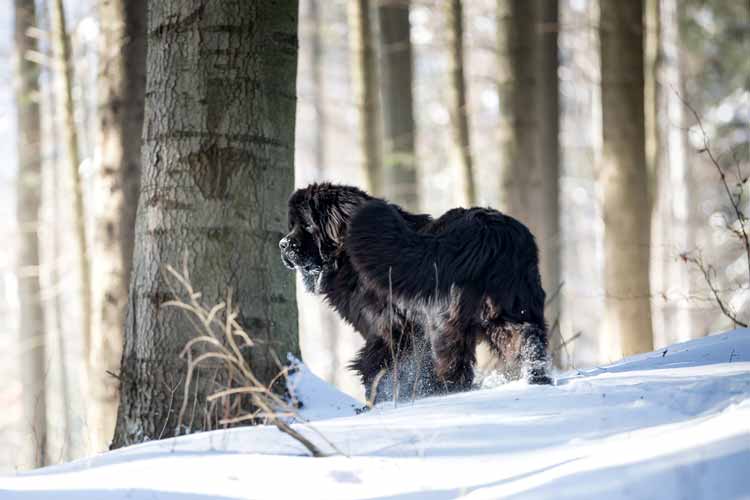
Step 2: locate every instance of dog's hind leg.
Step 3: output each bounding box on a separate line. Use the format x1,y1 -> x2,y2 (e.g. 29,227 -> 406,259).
427,286 -> 479,392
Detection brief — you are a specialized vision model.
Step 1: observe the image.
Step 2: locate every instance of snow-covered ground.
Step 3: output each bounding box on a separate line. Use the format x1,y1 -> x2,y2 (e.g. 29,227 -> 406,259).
2,329 -> 749,500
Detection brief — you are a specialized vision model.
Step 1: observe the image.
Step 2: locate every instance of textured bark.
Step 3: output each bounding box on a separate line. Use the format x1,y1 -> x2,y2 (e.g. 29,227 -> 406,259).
600,0 -> 654,358
112,1 -> 300,448
378,0 -> 418,210
348,0 -> 382,195
15,0 -> 47,468
446,0 -> 475,206
90,0 -> 146,451
496,0 -> 560,341
50,0 -> 92,362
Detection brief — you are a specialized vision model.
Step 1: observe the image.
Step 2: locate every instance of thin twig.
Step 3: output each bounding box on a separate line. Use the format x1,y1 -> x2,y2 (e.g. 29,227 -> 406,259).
682,252 -> 748,328
676,89 -> 750,280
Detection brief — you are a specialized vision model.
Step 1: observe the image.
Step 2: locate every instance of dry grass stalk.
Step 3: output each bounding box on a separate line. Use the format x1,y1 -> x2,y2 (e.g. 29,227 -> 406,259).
161,260 -> 343,458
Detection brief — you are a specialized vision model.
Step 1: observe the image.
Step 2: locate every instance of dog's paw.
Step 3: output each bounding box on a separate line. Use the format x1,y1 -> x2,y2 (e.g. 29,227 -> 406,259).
527,373 -> 553,385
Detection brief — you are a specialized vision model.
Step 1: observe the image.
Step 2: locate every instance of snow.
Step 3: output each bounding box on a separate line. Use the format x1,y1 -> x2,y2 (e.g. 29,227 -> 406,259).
2,329 -> 749,500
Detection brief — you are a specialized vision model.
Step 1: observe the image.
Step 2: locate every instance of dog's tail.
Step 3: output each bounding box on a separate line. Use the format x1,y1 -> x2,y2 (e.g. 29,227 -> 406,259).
346,200 -> 540,310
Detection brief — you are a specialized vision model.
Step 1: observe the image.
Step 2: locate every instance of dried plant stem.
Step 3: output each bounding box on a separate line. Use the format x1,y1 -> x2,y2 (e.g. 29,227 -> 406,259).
161,261 -> 344,458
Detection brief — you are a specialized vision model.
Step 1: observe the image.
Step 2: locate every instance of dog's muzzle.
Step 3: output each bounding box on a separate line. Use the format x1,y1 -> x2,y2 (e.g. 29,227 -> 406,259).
279,237 -> 298,269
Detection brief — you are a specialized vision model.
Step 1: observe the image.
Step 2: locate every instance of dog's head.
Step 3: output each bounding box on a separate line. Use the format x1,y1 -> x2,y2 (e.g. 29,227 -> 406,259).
280,183 -> 371,293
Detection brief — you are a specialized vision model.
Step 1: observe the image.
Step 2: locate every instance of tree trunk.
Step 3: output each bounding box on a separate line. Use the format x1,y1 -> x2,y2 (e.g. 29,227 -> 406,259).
90,0 -> 146,451
651,0 -> 692,345
496,0 -> 561,348
446,0 -> 475,207
307,0 -> 340,383
50,0 -> 92,364
40,0 -> 73,458
112,1 -> 300,448
348,0 -> 382,195
600,0 -> 654,359
309,0 -> 325,180
14,0 -> 48,468
378,0 -> 418,209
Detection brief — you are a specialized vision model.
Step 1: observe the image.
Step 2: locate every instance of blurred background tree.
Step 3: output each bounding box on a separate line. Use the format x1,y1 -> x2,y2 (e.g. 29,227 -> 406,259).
14,0 -> 47,469
0,0 -> 747,470
89,0 -> 145,453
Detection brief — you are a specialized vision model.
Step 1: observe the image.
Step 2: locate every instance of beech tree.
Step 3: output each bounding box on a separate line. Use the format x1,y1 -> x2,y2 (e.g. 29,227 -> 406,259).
348,0 -> 382,195
112,1 -> 300,448
50,0 -> 92,366
90,0 -> 146,451
15,0 -> 47,468
496,0 -> 561,348
600,0 -> 654,358
378,0 -> 418,209
446,0 -> 475,206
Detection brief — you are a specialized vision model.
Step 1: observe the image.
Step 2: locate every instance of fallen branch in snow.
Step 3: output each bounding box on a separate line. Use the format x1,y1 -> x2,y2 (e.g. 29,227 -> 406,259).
162,260 -> 343,458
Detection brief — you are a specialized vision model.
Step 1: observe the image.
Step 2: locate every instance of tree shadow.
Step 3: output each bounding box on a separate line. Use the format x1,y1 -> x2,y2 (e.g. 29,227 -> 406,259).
0,489 -> 239,500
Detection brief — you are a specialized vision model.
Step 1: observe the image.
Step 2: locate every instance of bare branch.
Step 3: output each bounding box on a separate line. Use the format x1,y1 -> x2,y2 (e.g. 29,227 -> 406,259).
681,252 -> 748,328
676,89 -> 750,280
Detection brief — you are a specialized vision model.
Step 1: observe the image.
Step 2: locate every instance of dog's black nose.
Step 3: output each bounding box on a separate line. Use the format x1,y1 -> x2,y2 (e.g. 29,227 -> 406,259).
279,237 -> 289,250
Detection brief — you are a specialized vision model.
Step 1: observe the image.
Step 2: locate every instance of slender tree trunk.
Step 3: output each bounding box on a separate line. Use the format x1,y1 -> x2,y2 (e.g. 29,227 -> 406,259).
659,0 -> 692,343
90,0 -> 146,451
645,0 -> 661,209
14,0 -> 47,468
378,0 -> 418,209
50,0 -> 92,364
600,0 -> 654,359
446,0 -> 475,207
348,0 -> 382,195
40,0 -> 73,458
496,0 -> 561,346
310,0 -> 325,180
112,1 -> 300,448
307,0 -> 340,383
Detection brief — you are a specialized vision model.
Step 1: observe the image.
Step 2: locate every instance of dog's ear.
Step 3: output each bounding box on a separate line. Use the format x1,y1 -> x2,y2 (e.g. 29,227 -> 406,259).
314,190 -> 369,251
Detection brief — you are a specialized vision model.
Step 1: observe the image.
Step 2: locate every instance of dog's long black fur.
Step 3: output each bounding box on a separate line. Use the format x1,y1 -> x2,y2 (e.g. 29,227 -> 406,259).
280,183 -> 551,402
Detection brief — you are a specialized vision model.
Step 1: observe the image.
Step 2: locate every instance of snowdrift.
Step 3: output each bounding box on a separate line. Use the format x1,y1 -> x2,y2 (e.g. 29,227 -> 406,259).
1,329 -> 749,499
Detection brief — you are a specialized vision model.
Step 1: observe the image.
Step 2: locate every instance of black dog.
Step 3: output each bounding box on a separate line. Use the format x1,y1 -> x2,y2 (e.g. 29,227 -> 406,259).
280,183 -> 551,401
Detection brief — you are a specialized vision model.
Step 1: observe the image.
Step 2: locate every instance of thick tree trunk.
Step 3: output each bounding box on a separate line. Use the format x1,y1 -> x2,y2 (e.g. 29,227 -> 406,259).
348,0 -> 382,195
378,0 -> 418,209
90,0 -> 146,451
600,0 -> 654,359
496,0 -> 560,349
50,0 -> 92,363
112,1 -> 300,448
446,0 -> 475,207
14,0 -> 47,468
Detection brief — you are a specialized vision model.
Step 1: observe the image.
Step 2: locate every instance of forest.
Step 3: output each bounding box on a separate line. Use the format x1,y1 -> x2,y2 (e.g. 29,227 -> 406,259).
0,0 -> 749,498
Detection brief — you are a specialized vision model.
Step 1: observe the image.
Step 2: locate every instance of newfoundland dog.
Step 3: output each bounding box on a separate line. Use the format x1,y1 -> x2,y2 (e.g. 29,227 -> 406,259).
280,183 -> 551,402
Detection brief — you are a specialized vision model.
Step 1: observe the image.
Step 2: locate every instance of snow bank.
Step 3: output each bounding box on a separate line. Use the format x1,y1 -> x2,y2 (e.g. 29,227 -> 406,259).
1,329 -> 748,499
